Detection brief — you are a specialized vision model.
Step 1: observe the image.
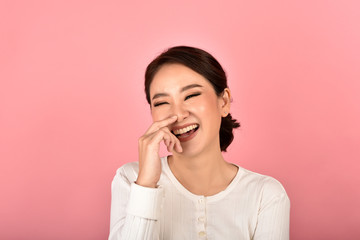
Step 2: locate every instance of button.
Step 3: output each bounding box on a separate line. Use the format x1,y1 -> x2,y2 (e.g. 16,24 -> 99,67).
198,197 -> 204,204
198,231 -> 206,237
198,216 -> 205,222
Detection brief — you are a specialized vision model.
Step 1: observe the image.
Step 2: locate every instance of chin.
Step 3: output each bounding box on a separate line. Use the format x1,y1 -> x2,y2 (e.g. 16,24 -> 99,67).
176,143 -> 205,158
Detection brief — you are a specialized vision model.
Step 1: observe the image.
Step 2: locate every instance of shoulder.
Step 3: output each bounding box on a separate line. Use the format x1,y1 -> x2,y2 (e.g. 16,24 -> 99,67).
112,157 -> 168,185
237,166 -> 288,200
113,161 -> 139,185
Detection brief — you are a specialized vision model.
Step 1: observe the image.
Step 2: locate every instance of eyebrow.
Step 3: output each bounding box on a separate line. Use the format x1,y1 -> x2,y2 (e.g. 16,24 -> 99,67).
151,84 -> 203,101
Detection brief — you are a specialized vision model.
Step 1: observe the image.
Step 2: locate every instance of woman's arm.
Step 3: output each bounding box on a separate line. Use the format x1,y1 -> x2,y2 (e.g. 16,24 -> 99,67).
109,115 -> 181,240
253,178 -> 290,240
108,167 -> 163,240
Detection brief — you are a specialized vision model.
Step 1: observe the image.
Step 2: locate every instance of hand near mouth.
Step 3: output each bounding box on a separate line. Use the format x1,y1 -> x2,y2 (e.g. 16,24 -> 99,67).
136,115 -> 182,188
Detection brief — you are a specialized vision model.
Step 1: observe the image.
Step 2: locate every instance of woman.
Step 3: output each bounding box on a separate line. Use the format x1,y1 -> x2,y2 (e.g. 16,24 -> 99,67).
108,46 -> 290,240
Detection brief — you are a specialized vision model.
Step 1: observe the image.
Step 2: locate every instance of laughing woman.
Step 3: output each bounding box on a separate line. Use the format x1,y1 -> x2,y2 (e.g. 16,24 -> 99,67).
108,46 -> 290,240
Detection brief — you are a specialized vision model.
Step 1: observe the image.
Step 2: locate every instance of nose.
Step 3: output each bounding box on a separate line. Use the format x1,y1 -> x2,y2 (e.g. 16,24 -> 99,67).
171,102 -> 189,122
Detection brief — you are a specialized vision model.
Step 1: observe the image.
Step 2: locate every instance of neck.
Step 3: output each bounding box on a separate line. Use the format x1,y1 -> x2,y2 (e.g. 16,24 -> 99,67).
168,142 -> 237,196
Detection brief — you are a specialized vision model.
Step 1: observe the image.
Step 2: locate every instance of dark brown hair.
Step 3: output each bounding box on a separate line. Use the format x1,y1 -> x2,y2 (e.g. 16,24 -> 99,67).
145,46 -> 240,152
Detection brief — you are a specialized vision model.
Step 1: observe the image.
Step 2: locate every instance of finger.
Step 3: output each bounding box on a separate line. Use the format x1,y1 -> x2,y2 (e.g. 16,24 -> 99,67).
164,138 -> 170,147
160,131 -> 171,147
144,126 -> 180,153
164,130 -> 178,152
146,128 -> 172,149
155,127 -> 177,153
146,129 -> 167,150
145,115 -> 178,135
167,141 -> 173,152
160,127 -> 182,153
174,140 -> 183,153
168,139 -> 175,152
165,131 -> 181,153
160,127 -> 177,145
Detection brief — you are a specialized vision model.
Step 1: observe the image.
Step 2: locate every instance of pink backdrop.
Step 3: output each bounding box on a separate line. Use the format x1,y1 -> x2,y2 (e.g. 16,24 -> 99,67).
1,0 -> 359,239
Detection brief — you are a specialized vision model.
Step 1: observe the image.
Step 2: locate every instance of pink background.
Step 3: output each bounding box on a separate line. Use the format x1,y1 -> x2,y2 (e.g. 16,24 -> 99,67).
1,0 -> 359,239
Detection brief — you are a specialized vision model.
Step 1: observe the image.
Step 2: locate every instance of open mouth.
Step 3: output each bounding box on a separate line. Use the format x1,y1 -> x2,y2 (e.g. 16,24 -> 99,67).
171,124 -> 199,139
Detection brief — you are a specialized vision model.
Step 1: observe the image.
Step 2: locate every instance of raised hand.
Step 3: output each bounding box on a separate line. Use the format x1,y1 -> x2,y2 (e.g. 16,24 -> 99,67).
136,115 -> 182,188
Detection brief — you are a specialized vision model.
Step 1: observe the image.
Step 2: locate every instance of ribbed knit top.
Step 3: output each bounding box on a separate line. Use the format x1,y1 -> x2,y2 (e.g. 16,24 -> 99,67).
108,156 -> 290,240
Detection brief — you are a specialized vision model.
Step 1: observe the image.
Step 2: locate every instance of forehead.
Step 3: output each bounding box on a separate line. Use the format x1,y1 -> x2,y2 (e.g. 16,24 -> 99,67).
150,63 -> 212,96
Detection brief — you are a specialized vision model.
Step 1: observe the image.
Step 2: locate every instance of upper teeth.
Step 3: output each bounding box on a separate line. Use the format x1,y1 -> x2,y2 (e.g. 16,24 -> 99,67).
173,124 -> 198,135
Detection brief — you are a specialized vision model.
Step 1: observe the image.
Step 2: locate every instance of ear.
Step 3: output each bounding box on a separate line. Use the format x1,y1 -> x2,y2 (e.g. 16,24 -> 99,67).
219,88 -> 231,117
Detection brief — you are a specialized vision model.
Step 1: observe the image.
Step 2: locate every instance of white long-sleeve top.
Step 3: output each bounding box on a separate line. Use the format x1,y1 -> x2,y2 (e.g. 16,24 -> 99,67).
108,156 -> 290,240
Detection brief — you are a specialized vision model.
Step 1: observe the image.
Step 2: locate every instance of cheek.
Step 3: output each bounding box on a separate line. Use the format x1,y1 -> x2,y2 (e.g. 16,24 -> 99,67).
151,108 -> 169,122
197,97 -> 221,116
151,110 -> 161,121
194,102 -> 206,113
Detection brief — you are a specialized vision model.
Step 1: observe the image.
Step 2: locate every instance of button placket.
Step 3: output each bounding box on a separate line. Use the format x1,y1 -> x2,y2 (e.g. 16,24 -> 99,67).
198,231 -> 207,237
196,196 -> 207,239
198,216 -> 205,222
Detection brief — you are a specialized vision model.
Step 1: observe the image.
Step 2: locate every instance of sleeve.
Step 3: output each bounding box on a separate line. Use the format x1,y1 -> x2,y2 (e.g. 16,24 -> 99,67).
253,178 -> 290,240
108,166 -> 164,240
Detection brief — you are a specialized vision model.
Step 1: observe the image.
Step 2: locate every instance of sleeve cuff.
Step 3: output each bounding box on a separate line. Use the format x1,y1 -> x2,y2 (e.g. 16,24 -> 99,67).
126,182 -> 164,220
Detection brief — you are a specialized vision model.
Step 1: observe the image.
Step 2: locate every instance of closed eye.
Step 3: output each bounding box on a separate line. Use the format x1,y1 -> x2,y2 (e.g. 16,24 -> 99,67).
153,93 -> 201,106
185,93 -> 201,101
153,102 -> 168,107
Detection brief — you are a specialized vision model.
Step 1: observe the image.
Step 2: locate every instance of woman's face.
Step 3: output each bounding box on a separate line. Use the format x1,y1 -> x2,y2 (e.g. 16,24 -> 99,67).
149,63 -> 230,156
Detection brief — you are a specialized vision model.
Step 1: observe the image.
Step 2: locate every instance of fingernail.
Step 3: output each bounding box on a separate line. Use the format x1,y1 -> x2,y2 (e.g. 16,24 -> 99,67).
171,115 -> 177,119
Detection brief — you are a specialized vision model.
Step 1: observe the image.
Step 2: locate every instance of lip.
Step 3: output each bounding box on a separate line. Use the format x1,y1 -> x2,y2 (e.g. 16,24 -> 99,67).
171,123 -> 199,132
177,126 -> 199,142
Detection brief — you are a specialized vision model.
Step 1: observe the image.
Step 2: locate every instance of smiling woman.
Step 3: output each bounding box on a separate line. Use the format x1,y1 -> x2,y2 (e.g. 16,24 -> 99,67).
108,46 -> 290,240
148,63 -> 232,157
